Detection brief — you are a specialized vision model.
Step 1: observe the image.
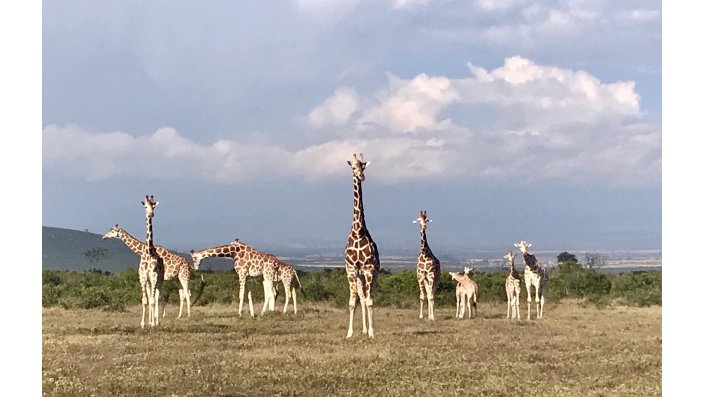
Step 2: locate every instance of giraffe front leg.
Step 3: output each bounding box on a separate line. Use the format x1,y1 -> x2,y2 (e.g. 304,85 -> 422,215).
248,290 -> 255,318
282,284 -> 292,314
364,274 -> 374,339
535,288 -> 540,320
356,277 -> 368,335
346,281 -> 358,338
140,284 -> 148,329
425,282 -> 435,321
261,280 -> 273,316
292,288 -> 298,315
418,280 -> 426,319
238,278 -> 247,317
177,288 -> 185,319
153,288 -> 160,327
526,285 -> 532,321
183,278 -> 191,318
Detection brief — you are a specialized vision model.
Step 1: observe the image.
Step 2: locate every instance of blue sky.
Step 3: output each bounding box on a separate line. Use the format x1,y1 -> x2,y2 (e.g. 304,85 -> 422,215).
42,0 -> 662,252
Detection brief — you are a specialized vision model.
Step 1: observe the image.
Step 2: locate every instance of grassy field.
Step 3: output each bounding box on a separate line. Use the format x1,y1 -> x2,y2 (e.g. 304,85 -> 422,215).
42,300 -> 661,397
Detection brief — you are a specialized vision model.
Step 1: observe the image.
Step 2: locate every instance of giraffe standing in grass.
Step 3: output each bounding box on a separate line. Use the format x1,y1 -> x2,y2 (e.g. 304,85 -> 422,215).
514,240 -> 548,320
449,267 -> 477,319
271,259 -> 305,314
504,251 -> 521,320
414,210 -> 441,320
344,153 -> 380,339
101,224 -> 195,323
190,240 -> 278,317
142,195 -> 163,327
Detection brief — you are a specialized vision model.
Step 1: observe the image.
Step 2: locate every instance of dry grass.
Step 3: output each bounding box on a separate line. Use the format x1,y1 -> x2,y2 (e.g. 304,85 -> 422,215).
43,300 -> 661,396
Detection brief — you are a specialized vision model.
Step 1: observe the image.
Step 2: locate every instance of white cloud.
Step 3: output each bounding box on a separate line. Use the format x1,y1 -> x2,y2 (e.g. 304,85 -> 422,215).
43,57 -> 660,187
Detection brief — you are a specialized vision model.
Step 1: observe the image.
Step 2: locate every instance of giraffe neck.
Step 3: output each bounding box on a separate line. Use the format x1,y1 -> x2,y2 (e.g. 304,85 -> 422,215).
195,244 -> 241,259
523,252 -> 539,271
146,215 -> 156,257
351,176 -> 367,233
116,228 -> 148,256
419,227 -> 431,252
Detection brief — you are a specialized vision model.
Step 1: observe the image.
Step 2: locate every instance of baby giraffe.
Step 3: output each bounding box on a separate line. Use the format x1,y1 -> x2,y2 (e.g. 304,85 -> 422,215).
504,251 -> 521,320
449,267 -> 478,319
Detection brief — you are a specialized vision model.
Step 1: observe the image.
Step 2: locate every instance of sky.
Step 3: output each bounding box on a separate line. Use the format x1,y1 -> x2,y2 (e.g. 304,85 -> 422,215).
41,0 -> 662,253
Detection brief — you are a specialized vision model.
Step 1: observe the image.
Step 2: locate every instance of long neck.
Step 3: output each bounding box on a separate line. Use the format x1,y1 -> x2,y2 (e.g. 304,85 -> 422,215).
419,227 -> 430,252
196,244 -> 240,259
146,215 -> 156,256
523,252 -> 538,270
351,176 -> 366,233
117,229 -> 148,256
509,258 -> 515,273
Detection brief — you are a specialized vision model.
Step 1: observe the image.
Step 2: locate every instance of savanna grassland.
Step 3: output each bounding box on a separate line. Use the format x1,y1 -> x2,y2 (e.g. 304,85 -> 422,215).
43,300 -> 661,397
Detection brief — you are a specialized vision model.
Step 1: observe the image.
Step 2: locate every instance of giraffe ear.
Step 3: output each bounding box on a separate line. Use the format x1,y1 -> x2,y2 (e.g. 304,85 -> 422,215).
190,250 -> 194,253
154,201 -> 159,207
363,161 -> 370,168
514,243 -> 520,247
347,160 -> 352,166
428,219 -> 433,223
527,243 -> 532,248
412,219 -> 418,223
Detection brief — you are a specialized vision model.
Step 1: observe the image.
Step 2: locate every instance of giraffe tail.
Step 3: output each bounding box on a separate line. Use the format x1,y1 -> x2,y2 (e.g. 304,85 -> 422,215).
294,270 -> 306,298
190,275 -> 207,306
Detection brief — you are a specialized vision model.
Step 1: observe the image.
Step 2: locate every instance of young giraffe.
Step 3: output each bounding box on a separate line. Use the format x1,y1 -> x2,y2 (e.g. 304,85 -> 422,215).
344,153 -> 380,339
514,240 -> 548,320
101,224 -> 194,323
414,210 -> 441,320
270,259 -> 305,314
190,239 -> 278,317
504,251 -> 521,320
142,195 -> 163,327
453,267 -> 473,318
448,267 -> 478,319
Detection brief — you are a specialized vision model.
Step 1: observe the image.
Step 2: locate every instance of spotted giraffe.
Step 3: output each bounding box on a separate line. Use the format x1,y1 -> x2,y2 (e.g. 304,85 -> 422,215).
504,251 -> 522,320
449,267 -> 478,319
344,153 -> 380,339
514,240 -> 548,320
414,210 -> 441,320
101,224 -> 195,322
190,239 -> 278,317
142,195 -> 162,327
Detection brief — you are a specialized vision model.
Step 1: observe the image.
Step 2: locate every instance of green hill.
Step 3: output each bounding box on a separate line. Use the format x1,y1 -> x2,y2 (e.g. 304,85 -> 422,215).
42,226 -> 234,272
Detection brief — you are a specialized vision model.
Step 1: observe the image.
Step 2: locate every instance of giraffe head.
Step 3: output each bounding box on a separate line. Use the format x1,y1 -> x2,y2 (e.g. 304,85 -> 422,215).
513,240 -> 532,254
448,271 -> 465,283
141,195 -> 159,219
347,153 -> 369,181
504,251 -> 517,263
463,266 -> 474,275
102,224 -> 121,240
189,250 -> 203,271
412,210 -> 432,230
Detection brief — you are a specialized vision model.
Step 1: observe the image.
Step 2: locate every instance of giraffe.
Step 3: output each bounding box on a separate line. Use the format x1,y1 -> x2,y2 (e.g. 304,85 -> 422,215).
504,251 -> 521,320
413,210 -> 441,320
270,259 -> 305,314
453,267 -> 473,318
344,153 -> 380,339
142,195 -> 162,327
448,267 -> 478,319
101,224 -> 194,324
514,240 -> 548,320
190,239 -> 278,317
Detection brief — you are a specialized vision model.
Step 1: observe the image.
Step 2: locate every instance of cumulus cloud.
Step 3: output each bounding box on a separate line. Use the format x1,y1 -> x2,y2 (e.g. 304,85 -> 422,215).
43,57 -> 660,187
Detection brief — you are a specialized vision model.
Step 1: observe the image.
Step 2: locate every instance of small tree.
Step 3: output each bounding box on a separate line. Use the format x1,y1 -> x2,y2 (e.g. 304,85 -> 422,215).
584,253 -> 607,269
557,251 -> 577,264
84,247 -> 109,265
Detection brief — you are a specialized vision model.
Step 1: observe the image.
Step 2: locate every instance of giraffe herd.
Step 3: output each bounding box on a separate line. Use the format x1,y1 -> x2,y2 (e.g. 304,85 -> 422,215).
100,153 -> 549,335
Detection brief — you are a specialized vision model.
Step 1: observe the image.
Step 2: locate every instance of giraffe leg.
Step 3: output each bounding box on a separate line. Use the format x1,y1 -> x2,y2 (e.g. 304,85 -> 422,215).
526,285 -> 532,321
183,277 -> 191,318
506,286 -> 511,319
347,281 -> 358,338
364,273 -> 374,339
292,287 -> 298,315
153,287 -> 160,327
177,288 -> 185,319
261,279 -> 273,316
237,278 -> 247,317
140,282 -> 148,329
456,292 -> 460,318
418,279 -> 426,319
357,276 -> 368,335
535,285 -> 540,320
248,289 -> 255,318
282,283 -> 292,314
425,282 -> 435,321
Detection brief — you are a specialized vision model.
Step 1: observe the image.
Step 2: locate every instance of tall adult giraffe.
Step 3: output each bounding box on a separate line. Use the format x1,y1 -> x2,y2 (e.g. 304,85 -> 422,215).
514,240 -> 548,320
414,210 -> 441,320
190,239 -> 278,317
142,195 -> 162,327
101,224 -> 194,325
344,153 -> 380,339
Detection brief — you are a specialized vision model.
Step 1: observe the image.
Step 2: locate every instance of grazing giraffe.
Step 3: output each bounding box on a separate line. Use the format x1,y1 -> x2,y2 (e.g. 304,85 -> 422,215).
448,267 -> 478,319
270,259 -> 305,314
514,240 -> 548,320
504,251 -> 521,320
344,153 -> 380,339
413,210 -> 441,320
190,239 -> 278,317
101,224 -> 195,322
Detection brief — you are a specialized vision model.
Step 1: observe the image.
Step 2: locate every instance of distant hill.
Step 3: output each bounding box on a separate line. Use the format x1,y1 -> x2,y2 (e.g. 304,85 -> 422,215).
42,227 -> 234,272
